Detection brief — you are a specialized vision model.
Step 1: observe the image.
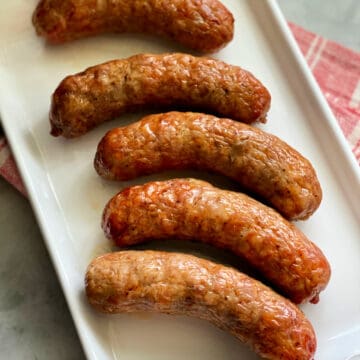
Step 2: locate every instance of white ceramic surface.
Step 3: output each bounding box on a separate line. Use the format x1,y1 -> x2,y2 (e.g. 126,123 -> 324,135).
0,0 -> 360,359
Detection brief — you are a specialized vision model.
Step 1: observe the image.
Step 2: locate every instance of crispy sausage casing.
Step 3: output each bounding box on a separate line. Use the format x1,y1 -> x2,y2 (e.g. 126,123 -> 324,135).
102,179 -> 330,304
32,0 -> 234,52
85,250 -> 316,360
49,53 -> 271,137
95,112 -> 322,220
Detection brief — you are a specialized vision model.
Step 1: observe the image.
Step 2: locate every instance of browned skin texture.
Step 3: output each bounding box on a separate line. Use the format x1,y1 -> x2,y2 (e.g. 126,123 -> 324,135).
32,0 -> 234,52
102,179 -> 330,305
95,112 -> 322,220
85,250 -> 317,360
49,53 -> 271,137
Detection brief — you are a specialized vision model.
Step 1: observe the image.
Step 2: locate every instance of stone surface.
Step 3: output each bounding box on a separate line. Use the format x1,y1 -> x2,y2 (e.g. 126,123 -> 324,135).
278,0 -> 360,51
0,177 -> 86,360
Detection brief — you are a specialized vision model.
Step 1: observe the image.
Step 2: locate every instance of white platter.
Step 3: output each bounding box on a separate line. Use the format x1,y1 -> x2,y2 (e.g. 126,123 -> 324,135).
1,0 -> 360,359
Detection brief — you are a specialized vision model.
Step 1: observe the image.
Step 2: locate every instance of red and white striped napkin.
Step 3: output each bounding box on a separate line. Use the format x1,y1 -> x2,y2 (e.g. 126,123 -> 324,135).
289,23 -> 360,161
1,23 -> 360,196
0,137 -> 27,195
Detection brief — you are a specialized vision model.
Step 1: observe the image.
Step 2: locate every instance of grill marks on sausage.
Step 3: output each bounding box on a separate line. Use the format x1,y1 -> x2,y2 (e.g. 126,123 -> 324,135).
85,250 -> 317,360
49,53 -> 271,137
32,0 -> 234,52
95,112 -> 321,220
102,178 -> 330,304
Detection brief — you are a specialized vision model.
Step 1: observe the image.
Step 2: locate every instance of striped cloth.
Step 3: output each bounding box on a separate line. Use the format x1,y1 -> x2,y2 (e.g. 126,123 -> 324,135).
289,23 -> 360,162
1,23 -> 360,195
0,137 -> 27,194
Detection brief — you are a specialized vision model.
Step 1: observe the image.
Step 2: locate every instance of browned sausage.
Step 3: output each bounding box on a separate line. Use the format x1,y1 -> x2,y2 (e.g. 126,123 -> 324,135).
95,112 -> 321,220
49,53 -> 271,138
32,0 -> 234,53
102,179 -> 330,305
85,250 -> 317,360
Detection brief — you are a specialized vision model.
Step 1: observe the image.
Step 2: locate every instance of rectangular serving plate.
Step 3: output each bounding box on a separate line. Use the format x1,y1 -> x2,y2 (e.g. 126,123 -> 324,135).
1,0 -> 360,359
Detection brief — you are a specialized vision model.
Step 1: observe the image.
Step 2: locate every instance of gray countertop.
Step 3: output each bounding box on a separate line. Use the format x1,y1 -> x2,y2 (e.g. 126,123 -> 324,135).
278,0 -> 360,51
1,1 -> 359,359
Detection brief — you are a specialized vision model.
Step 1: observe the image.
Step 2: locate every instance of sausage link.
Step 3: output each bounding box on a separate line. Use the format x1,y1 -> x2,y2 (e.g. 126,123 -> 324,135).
102,179 -> 330,304
85,250 -> 316,360
49,53 -> 271,137
95,112 -> 321,220
32,0 -> 234,52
